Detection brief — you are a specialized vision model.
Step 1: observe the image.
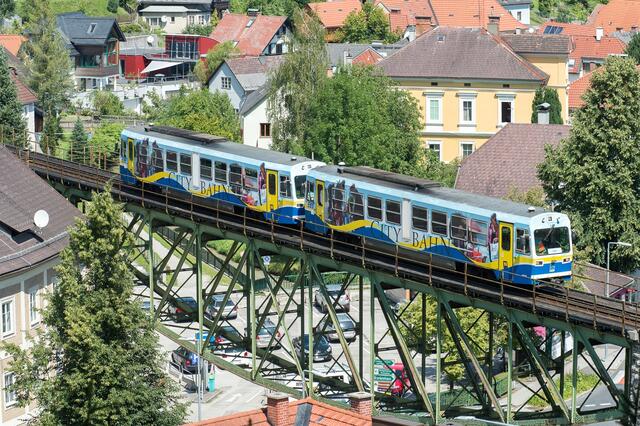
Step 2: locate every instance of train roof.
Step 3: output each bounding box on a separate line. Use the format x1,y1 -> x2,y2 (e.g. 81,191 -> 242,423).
313,165 -> 549,219
124,126 -> 315,167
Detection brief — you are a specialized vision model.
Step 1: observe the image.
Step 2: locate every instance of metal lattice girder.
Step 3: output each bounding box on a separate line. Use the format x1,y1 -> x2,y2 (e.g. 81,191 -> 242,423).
441,301 -> 506,422
373,280 -> 435,419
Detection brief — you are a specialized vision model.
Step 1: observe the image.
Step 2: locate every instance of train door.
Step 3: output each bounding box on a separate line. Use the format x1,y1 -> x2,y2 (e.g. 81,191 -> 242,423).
315,180 -> 325,222
266,170 -> 278,212
499,222 -> 514,280
401,199 -> 411,242
127,138 -> 134,174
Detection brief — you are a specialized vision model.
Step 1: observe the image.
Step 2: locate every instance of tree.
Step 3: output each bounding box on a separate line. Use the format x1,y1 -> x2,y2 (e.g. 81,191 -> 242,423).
41,113 -> 62,154
107,0 -> 118,13
91,90 -> 125,116
0,49 -> 27,146
90,122 -> 125,166
193,41 -> 240,85
3,188 -> 187,425
268,9 -> 328,153
338,3 -> 400,43
300,65 -> 423,175
0,0 -> 15,19
183,23 -> 213,36
625,32 -> 640,64
538,57 -> 640,272
154,88 -> 241,141
530,87 -> 563,124
70,118 -> 89,162
230,0 -> 311,18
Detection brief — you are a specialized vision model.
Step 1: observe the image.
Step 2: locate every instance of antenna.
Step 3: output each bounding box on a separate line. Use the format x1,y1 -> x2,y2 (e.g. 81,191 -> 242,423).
33,210 -> 49,229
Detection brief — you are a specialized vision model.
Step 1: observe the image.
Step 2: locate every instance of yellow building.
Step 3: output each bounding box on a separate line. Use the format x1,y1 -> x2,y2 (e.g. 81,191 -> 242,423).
378,27 -> 570,162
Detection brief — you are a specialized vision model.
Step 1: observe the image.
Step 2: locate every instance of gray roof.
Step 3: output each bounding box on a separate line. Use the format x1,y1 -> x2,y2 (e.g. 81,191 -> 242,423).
0,147 -> 80,277
119,34 -> 164,55
499,0 -> 532,5
56,12 -> 126,49
611,30 -> 635,45
378,27 -> 549,82
138,0 -> 211,4
239,82 -> 269,115
501,34 -> 571,55
210,55 -> 285,89
325,41 -> 407,68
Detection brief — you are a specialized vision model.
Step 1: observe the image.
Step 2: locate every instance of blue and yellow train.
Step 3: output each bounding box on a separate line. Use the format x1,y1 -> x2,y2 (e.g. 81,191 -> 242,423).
120,126 -> 573,285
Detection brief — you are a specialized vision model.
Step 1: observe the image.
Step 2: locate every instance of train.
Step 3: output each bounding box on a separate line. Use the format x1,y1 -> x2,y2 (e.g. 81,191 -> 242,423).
120,126 -> 573,285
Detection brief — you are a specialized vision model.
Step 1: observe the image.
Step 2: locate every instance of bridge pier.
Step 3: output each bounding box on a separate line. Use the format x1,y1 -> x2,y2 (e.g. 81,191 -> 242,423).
629,330 -> 640,426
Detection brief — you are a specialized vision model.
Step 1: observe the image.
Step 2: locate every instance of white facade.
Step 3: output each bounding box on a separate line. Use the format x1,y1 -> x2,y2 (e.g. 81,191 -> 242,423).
208,63 -> 245,111
502,2 -> 531,25
140,8 -> 210,34
22,103 -> 35,142
241,96 -> 272,149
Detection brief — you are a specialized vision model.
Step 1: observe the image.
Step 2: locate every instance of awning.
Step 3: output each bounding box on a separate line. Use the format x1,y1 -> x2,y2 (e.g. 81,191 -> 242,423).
142,61 -> 179,74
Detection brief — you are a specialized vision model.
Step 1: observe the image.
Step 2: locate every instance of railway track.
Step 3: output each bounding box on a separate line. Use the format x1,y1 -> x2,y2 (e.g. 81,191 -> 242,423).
17,149 -> 640,339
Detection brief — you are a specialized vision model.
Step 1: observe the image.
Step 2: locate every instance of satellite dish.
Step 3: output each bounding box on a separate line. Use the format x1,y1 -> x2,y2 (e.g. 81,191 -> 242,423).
146,35 -> 155,46
33,210 -> 49,229
160,15 -> 168,23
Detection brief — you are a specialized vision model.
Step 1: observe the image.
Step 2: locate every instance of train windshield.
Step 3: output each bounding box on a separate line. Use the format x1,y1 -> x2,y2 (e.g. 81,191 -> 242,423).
534,226 -> 570,256
294,175 -> 306,199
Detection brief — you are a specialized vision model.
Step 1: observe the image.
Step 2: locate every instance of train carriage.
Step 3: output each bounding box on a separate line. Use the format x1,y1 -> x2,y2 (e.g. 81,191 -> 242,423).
120,126 -> 325,224
304,165 -> 573,285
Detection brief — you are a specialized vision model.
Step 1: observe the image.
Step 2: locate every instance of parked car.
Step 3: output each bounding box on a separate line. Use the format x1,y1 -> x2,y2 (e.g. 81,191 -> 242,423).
210,325 -> 250,367
206,294 -> 238,320
314,313 -> 357,342
293,335 -> 332,363
171,346 -> 199,374
314,285 -> 350,312
167,296 -> 197,322
247,318 -> 281,349
375,363 -> 410,396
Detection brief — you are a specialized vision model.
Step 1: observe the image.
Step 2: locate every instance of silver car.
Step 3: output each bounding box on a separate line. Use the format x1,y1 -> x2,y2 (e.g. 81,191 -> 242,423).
315,313 -> 357,342
314,285 -> 350,312
206,295 -> 238,320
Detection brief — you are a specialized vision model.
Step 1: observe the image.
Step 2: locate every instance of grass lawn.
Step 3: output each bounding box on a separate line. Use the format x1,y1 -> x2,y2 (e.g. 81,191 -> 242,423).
17,0 -> 129,17
529,372 -> 600,408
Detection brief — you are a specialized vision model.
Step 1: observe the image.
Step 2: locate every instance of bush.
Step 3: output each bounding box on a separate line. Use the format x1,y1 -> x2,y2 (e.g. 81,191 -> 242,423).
183,23 -> 213,36
91,90 -> 124,116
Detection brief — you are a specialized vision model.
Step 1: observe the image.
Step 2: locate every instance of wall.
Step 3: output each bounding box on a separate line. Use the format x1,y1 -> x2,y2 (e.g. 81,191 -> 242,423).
142,12 -> 210,34
504,4 -> 531,25
521,54 -> 570,123
242,98 -> 272,149
208,62 -> 245,110
120,54 -> 148,78
22,103 -> 35,141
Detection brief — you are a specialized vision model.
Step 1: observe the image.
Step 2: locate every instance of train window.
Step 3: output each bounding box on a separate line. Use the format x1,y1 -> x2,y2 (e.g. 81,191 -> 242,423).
330,186 -> 345,213
317,184 -> 324,207
139,144 -> 148,165
201,158 -> 212,180
348,191 -> 364,221
386,200 -> 401,225
214,161 -> 227,183
121,139 -> 126,157
450,215 -> 468,244
294,176 -> 306,199
412,206 -> 429,231
469,219 -> 488,246
180,154 -> 191,176
269,174 -> 277,196
367,196 -> 383,221
166,151 -> 178,172
431,211 -> 448,236
152,148 -> 163,170
501,227 -> 511,251
229,164 -> 242,193
244,168 -> 258,190
306,181 -> 315,206
516,228 -> 530,254
279,175 -> 291,198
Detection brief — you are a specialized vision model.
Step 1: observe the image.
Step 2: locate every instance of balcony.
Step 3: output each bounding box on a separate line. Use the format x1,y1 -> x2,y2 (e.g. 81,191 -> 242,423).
75,64 -> 120,78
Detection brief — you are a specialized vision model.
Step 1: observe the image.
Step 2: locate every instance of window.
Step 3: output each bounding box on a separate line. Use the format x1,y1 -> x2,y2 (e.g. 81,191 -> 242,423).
431,211 -> 448,236
79,55 -> 99,67
88,23 -> 97,34
1,298 -> 13,336
4,373 -> 16,407
463,100 -> 473,122
534,227 -> 570,255
189,15 -> 195,25
450,215 -> 468,244
294,175 -> 306,199
171,16 -> 176,23
367,196 -> 383,220
498,95 -> 515,125
458,94 -> 477,125
244,168 -> 258,190
427,141 -> 442,161
460,142 -> 474,159
260,123 -> 271,138
269,173 -> 277,196
386,200 -> 401,225
180,153 -> 191,176
199,15 -> 205,25
329,185 -> 345,221
201,158 -> 212,180
469,219 -> 488,246
348,191 -> 364,221
229,164 -> 243,192
221,76 -> 232,90
214,161 -> 227,183
306,181 -> 315,205
139,143 -> 148,166
426,96 -> 442,124
153,148 -> 163,170
501,226 -> 512,251
29,290 -> 39,325
279,175 -> 291,198
412,206 -> 429,231
121,139 -> 127,157
517,11 -> 522,21
516,228 -> 531,254
166,151 -> 178,172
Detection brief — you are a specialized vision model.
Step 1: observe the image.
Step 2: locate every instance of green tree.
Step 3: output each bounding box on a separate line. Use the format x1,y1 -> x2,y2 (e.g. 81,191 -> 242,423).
338,3 -> 399,43
268,8 -> 328,153
90,122 -> 125,165
107,0 -> 118,13
193,41 -> 240,85
91,90 -> 125,116
154,88 -> 241,141
538,57 -> 640,272
183,23 -> 213,36
41,113 -> 62,154
230,0 -> 311,18
0,0 -> 15,19
3,188 -> 187,425
70,118 -> 89,162
300,65 -> 423,174
530,87 -> 563,124
625,32 -> 640,64
0,49 -> 27,146
505,186 -> 547,208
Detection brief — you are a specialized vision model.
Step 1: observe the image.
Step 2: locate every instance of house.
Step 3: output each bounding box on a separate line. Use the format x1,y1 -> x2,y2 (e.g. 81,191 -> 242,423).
325,41 -> 405,73
239,83 -> 272,149
499,0 -> 531,25
185,392 -> 373,426
137,0 -> 212,33
567,64 -> 640,113
307,0 -> 362,40
455,123 -> 570,198
378,26 -> 570,162
56,12 -> 126,91
210,11 -> 290,56
0,146 -> 80,426
429,0 -> 527,32
374,0 -> 436,41
587,0 -> 640,35
207,55 -> 284,111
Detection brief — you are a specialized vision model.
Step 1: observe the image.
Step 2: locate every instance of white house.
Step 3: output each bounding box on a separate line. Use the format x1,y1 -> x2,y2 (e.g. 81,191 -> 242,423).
499,0 -> 531,25
239,83 -> 272,149
138,0 -> 212,33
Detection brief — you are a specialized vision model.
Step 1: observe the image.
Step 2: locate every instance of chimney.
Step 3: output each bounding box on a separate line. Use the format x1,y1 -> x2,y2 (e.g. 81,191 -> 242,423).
537,102 -> 551,125
266,393 -> 289,426
247,8 -> 260,17
343,50 -> 352,66
487,15 -> 500,35
595,26 -> 604,41
348,392 -> 372,417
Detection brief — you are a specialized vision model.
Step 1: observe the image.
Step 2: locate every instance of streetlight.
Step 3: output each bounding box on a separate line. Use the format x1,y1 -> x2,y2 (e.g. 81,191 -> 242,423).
606,241 -> 632,297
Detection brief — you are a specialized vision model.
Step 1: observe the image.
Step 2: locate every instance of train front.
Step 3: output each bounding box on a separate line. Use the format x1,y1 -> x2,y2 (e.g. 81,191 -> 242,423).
530,212 -> 573,283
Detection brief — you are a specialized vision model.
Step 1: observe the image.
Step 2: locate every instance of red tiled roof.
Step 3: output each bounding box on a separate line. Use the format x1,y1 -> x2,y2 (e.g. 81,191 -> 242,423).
185,397 -> 372,426
430,0 -> 527,31
374,0 -> 435,32
10,69 -> 37,105
307,0 -> 362,29
568,35 -> 626,73
568,64 -> 640,109
353,48 -> 384,65
538,21 -> 597,37
210,13 -> 287,56
0,35 -> 26,56
455,123 -> 571,198
588,0 -> 640,34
